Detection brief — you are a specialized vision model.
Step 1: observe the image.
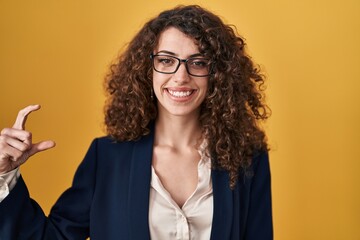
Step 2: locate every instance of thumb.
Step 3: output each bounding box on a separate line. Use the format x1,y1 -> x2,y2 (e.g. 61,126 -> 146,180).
28,140 -> 56,157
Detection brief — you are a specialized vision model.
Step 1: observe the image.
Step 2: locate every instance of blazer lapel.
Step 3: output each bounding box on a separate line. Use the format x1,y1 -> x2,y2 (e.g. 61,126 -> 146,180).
210,169 -> 234,240
127,129 -> 154,240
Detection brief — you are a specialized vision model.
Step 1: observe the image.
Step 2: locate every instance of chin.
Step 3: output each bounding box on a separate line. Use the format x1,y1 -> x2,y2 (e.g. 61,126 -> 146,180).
161,104 -> 201,118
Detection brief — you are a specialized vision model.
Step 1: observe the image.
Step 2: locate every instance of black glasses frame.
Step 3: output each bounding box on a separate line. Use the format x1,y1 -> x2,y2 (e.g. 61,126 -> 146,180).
150,54 -> 212,77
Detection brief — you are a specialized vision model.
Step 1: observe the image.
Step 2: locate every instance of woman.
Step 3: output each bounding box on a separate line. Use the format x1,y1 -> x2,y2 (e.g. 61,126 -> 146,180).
0,5 -> 272,240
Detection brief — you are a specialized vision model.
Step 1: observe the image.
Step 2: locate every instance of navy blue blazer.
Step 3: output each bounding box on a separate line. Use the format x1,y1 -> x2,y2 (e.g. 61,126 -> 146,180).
0,129 -> 273,239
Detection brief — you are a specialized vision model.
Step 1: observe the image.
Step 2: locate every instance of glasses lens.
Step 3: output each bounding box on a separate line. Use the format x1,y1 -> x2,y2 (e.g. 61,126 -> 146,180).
153,55 -> 178,73
187,58 -> 210,76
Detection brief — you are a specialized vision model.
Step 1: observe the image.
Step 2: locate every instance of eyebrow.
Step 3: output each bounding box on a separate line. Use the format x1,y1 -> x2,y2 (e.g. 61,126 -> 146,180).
156,50 -> 203,58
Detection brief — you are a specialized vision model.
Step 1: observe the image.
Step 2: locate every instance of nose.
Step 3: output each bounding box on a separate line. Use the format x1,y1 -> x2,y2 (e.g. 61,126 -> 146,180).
173,62 -> 190,84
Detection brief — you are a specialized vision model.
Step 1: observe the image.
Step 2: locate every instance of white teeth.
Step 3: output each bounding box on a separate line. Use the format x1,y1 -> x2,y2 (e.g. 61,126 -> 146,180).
168,89 -> 193,97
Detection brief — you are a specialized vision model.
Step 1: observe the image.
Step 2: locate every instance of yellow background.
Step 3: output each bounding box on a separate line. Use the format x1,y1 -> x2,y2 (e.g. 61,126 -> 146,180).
1,0 -> 359,239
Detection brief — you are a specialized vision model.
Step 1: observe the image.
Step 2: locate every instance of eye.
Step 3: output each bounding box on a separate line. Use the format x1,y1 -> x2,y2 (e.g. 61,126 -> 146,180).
189,58 -> 209,69
156,56 -> 176,66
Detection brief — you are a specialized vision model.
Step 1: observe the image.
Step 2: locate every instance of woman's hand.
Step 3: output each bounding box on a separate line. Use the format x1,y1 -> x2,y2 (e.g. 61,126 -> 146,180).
0,105 -> 56,174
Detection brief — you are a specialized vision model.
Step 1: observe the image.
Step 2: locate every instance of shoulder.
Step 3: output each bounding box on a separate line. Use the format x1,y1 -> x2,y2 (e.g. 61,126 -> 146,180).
244,150 -> 271,189
87,133 -> 154,160
92,136 -> 137,149
238,150 -> 270,186
79,137 -> 140,175
87,136 -> 138,158
251,151 -> 270,172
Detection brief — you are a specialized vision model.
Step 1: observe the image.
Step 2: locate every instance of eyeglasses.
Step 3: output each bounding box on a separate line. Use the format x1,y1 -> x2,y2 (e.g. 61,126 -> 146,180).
150,54 -> 212,77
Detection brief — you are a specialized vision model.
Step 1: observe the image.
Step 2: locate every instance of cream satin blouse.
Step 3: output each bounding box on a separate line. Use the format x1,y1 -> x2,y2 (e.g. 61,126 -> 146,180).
149,144 -> 213,240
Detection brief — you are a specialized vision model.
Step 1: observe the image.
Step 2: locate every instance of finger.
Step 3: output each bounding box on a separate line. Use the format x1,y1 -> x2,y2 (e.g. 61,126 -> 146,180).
1,128 -> 32,146
28,140 -> 56,157
13,104 -> 41,130
0,135 -> 30,152
0,143 -> 24,162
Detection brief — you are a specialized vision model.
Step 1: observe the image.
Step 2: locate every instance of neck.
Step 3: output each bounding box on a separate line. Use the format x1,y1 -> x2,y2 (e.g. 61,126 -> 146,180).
154,111 -> 202,148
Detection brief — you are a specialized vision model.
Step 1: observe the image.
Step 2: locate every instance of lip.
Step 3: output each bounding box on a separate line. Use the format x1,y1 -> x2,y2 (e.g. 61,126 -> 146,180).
164,87 -> 197,102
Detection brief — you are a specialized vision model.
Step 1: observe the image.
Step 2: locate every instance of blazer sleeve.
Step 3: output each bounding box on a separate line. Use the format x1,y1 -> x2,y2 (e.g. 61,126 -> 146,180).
244,151 -> 273,239
0,138 -> 99,240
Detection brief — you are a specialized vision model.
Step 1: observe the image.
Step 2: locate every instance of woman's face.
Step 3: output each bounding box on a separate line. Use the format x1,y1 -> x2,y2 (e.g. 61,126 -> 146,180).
152,27 -> 209,119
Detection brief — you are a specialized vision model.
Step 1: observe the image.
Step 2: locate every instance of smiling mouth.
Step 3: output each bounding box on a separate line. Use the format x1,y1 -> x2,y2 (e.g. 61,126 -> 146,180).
166,89 -> 196,98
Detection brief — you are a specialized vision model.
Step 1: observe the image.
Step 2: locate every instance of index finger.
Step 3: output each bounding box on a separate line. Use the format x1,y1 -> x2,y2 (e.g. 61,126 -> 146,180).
13,104 -> 41,130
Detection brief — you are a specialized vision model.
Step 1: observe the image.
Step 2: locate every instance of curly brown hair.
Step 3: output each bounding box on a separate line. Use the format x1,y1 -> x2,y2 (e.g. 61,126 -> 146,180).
104,5 -> 270,188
